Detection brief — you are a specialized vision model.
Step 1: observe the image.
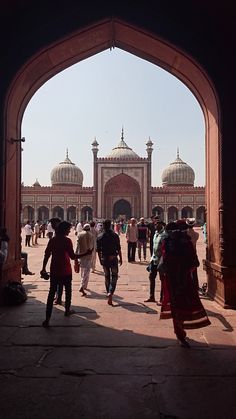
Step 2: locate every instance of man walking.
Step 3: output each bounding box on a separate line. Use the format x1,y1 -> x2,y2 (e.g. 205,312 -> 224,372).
97,219 -> 122,305
41,221 -> 79,327
145,221 -> 167,303
126,218 -> 138,262
75,223 -> 94,296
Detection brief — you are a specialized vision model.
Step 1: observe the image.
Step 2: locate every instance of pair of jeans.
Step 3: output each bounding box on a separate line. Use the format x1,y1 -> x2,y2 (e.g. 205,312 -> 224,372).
138,240 -> 147,260
103,260 -> 118,295
127,241 -> 137,261
46,274 -> 72,319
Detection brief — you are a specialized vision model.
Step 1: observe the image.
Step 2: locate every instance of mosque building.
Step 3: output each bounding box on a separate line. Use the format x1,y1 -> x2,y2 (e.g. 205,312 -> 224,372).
21,129 -> 205,224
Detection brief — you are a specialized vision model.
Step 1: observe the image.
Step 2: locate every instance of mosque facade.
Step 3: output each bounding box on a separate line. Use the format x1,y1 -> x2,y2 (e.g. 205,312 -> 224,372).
21,130 -> 205,224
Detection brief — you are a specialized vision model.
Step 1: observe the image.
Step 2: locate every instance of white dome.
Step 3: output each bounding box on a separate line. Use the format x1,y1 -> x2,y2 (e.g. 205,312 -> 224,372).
51,152 -> 83,186
107,129 -> 139,159
162,151 -> 195,186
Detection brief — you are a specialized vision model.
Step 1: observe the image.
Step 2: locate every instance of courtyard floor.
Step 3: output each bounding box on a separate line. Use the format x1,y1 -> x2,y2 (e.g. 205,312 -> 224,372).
0,228 -> 236,418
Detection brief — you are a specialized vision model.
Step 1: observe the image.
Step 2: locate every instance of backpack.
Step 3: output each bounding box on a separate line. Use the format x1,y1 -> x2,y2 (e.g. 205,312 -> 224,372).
3,281 -> 27,305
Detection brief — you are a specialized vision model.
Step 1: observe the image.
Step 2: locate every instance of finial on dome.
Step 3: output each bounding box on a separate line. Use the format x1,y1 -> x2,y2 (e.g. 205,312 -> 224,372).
66,148 -> 69,159
177,147 -> 179,159
121,126 -> 124,141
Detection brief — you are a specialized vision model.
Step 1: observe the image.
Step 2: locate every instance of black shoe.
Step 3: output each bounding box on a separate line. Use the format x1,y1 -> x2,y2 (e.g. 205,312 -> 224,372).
178,338 -> 190,348
23,270 -> 35,275
42,319 -> 49,328
144,297 -> 156,302
64,309 -> 75,316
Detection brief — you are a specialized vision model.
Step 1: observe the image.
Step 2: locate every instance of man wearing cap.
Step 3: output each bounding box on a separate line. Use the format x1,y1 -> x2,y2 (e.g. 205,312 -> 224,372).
75,223 -> 94,296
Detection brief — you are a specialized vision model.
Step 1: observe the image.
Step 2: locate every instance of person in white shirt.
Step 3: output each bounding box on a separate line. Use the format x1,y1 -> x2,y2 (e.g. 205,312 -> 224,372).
126,218 -> 138,262
34,220 -> 40,244
75,222 -> 83,236
24,221 -> 33,247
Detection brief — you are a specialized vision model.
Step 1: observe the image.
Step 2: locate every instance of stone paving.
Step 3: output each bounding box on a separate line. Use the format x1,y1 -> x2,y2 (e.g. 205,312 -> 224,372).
0,228 -> 236,419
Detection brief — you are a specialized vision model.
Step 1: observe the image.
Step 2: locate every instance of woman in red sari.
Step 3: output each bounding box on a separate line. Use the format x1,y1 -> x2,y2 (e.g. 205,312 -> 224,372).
160,221 -> 210,347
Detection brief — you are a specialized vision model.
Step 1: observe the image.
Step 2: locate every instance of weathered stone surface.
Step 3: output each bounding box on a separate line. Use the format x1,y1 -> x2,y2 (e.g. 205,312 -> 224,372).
0,232 -> 236,418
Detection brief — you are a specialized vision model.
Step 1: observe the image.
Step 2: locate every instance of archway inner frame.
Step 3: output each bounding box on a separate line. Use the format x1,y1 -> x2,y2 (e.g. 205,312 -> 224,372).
4,18 -> 224,305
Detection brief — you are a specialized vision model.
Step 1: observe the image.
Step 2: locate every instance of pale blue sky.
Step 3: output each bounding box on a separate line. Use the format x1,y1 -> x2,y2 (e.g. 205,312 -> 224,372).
22,48 -> 205,187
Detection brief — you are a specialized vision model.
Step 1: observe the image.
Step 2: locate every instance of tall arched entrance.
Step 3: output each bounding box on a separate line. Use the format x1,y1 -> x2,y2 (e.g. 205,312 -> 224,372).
104,173 -> 141,219
3,19 -> 233,307
113,199 -> 132,220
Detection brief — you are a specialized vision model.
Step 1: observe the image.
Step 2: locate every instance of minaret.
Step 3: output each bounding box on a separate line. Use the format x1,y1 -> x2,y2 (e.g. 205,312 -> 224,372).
91,137 -> 99,160
146,137 -> 154,216
91,137 -> 99,218
146,136 -> 153,160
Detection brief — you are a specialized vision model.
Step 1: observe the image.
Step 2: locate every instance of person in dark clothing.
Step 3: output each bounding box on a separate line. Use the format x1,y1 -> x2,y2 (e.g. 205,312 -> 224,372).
137,217 -> 149,262
147,215 -> 160,256
41,221 -> 79,327
97,219 -> 122,306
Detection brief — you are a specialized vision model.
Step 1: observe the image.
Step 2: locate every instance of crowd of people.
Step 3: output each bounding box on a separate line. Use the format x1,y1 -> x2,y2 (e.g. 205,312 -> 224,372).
24,214 -> 210,348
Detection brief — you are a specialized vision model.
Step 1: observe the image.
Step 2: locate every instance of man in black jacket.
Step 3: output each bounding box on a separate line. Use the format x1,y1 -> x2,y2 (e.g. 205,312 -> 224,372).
97,219 -> 122,305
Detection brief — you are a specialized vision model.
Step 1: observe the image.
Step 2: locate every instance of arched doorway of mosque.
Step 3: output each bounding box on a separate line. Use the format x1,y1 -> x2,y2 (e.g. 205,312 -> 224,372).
22,206 -> 34,223
196,206 -> 206,225
181,206 -> 193,219
81,206 -> 93,222
52,206 -> 64,220
168,206 -> 178,222
67,206 -> 76,223
113,199 -> 131,220
38,206 -> 49,222
152,206 -> 164,221
4,20 -> 228,305
104,173 -> 141,219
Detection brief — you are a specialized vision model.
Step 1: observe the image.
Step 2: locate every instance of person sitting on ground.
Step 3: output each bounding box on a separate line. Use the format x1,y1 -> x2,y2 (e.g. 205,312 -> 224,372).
20,236 -> 35,275
41,221 -> 79,327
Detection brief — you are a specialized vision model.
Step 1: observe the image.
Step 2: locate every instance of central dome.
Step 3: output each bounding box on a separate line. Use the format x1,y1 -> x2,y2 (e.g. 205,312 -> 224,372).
107,128 -> 139,159
162,150 -> 195,186
51,151 -> 83,186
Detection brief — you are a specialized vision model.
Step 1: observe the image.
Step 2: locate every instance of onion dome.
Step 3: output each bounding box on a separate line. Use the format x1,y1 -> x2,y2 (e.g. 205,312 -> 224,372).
106,128 -> 139,159
50,150 -> 83,186
32,178 -> 41,187
162,149 -> 195,186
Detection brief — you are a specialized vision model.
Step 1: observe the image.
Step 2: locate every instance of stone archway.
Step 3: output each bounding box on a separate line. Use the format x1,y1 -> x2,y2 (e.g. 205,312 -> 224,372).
38,206 -> 49,222
168,206 -> 178,222
181,206 -> 193,219
104,173 -> 141,219
22,206 -> 34,223
81,206 -> 93,222
3,19 -> 230,306
52,206 -> 64,220
113,199 -> 132,220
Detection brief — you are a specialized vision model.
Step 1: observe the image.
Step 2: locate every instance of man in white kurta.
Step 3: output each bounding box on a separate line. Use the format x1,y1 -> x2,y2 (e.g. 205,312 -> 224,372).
75,224 -> 94,296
